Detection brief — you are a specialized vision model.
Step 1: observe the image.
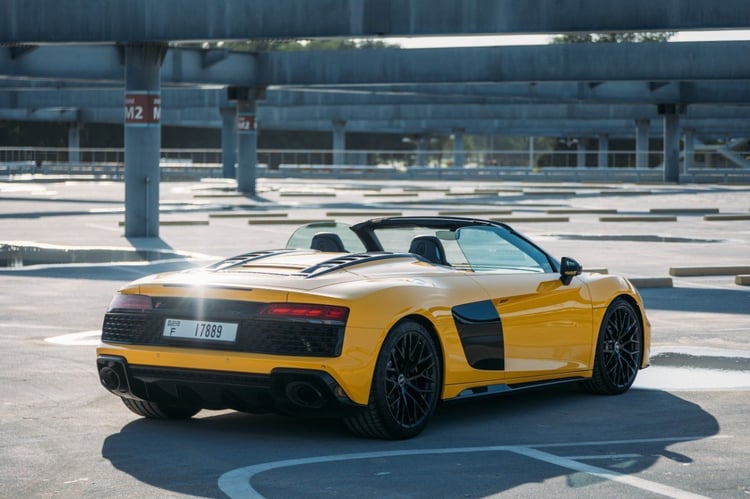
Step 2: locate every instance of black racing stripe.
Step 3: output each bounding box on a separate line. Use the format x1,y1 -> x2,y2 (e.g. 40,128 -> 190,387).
452,300 -> 504,370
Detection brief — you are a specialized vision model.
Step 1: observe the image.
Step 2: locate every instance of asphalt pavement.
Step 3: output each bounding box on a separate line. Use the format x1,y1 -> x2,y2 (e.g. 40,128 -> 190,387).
1,177 -> 748,498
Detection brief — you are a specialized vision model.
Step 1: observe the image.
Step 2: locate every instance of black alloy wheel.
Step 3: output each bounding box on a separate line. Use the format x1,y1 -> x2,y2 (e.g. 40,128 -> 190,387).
344,320 -> 441,439
584,297 -> 643,395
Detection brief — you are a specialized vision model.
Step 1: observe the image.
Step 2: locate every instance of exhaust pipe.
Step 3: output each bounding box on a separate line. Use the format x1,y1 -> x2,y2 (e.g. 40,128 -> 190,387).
99,366 -> 122,392
97,356 -> 131,395
285,381 -> 326,409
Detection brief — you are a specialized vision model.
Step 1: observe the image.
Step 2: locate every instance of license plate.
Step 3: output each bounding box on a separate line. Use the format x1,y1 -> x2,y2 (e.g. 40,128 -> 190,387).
163,318 -> 238,343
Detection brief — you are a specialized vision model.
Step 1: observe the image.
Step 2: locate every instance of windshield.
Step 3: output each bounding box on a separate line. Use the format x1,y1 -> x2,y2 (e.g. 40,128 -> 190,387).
455,226 -> 554,273
286,222 -> 366,253
371,224 -> 554,273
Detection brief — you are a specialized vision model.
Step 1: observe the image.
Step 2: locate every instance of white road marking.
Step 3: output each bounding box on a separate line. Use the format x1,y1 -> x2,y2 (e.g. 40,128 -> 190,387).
44,330 -> 101,346
0,323 -> 70,330
560,453 -> 641,460
512,447 -> 709,499
218,435 -> 723,498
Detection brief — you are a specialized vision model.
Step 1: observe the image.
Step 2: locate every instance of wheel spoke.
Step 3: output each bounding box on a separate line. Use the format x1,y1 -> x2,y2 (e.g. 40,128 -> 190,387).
384,330 -> 438,428
599,304 -> 642,388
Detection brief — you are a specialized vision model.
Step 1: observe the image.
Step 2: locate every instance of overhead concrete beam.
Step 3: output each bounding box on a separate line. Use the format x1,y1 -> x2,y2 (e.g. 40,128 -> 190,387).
4,42 -> 750,86
3,107 -> 749,136
273,81 -> 750,105
3,0 -> 750,44
6,92 -> 750,124
257,103 -> 750,122
5,80 -> 750,106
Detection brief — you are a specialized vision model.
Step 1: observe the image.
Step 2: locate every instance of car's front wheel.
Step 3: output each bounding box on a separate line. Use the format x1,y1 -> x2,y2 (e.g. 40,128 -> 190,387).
583,297 -> 643,395
121,397 -> 201,419
344,320 -> 441,439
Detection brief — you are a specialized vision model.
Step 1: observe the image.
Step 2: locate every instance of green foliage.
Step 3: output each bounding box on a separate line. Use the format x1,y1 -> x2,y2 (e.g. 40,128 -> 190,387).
181,38 -> 395,52
553,32 -> 673,44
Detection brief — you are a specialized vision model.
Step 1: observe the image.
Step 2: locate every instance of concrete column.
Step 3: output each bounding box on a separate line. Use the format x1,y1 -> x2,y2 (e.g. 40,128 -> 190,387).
68,122 -> 81,165
683,128 -> 695,173
528,136 -> 535,169
597,134 -> 609,168
228,86 -> 265,194
576,139 -> 586,168
124,43 -> 166,238
220,106 -> 237,179
332,120 -> 346,167
663,108 -> 681,183
453,128 -> 465,168
416,136 -> 427,168
236,98 -> 257,195
635,119 -> 650,169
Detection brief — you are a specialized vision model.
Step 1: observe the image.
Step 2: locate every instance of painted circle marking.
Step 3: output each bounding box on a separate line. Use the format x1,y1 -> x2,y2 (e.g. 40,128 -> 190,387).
219,436 -> 721,498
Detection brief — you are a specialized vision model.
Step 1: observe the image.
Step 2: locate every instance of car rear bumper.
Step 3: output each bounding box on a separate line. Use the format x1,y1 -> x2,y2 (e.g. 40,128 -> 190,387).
96,355 -> 363,417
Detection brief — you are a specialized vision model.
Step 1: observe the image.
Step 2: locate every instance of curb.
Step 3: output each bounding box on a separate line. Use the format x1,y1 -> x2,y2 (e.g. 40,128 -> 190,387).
704,214 -> 750,221
628,277 -> 674,288
490,216 -> 570,223
599,215 -> 677,222
248,219 -> 334,225
670,265 -> 750,277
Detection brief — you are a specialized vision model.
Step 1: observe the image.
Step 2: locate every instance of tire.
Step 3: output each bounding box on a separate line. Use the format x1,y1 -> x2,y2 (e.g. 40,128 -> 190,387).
344,320 -> 441,439
121,397 -> 201,420
583,297 -> 643,395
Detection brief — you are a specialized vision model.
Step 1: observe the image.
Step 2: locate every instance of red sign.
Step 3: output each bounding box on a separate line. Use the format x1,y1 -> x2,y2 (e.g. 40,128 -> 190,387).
237,115 -> 256,131
125,94 -> 161,124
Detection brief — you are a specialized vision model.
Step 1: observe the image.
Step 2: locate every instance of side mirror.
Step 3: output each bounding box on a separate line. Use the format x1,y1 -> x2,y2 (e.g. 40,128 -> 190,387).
560,257 -> 582,285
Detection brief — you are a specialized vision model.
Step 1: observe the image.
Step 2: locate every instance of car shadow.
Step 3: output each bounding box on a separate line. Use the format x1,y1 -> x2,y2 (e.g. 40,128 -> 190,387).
101,385 -> 718,497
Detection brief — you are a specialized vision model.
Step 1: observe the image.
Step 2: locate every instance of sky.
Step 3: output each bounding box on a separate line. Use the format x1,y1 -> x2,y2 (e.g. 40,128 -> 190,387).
387,30 -> 750,49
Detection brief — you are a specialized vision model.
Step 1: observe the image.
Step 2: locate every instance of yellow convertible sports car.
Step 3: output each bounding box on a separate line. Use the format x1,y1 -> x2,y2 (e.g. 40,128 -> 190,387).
97,216 -> 650,439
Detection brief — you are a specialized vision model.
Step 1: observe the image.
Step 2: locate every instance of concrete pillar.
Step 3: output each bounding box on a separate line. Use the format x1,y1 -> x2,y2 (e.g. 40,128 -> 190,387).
236,98 -> 257,195
332,120 -> 346,167
576,139 -> 586,168
416,136 -> 427,168
220,106 -> 237,179
597,134 -> 609,168
68,122 -> 81,165
123,43 -> 166,238
683,128 -> 695,173
528,136 -> 535,169
453,128 -> 465,168
635,119 -> 650,169
662,107 -> 681,183
228,86 -> 265,195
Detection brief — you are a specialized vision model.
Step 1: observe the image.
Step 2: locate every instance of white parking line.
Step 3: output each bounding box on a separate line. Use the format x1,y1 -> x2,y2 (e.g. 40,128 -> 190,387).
218,435 -> 722,498
512,447 -> 709,499
44,330 -> 101,346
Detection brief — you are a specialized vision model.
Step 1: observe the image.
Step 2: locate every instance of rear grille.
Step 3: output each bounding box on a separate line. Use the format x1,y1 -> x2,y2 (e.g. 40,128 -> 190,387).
101,299 -> 345,357
100,314 -> 151,343
246,320 -> 343,356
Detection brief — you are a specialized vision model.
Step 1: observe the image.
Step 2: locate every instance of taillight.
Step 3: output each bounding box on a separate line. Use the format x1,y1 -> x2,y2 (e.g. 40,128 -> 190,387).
259,303 -> 349,323
107,294 -> 153,312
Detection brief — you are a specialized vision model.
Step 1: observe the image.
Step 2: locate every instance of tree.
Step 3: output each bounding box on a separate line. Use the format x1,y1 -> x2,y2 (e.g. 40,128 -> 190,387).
180,38 -> 395,52
553,32 -> 673,44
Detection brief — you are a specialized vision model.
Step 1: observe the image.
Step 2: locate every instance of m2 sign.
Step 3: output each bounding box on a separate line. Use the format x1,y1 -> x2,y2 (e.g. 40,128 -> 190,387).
237,115 -> 256,132
125,94 -> 161,125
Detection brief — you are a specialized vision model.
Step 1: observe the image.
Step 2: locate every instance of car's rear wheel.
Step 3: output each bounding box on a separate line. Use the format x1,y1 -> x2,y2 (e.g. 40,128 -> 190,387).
121,397 -> 201,419
583,297 -> 643,395
344,320 -> 441,439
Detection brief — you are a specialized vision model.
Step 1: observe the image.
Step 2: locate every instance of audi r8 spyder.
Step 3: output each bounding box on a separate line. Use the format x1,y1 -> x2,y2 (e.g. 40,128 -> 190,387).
97,216 -> 650,439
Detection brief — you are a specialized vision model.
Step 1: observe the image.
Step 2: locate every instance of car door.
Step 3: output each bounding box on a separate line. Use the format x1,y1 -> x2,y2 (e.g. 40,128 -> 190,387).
456,226 -> 595,381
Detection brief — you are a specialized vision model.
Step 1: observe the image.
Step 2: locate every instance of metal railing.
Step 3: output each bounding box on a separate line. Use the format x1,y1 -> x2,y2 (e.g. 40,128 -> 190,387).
1,146 -> 749,182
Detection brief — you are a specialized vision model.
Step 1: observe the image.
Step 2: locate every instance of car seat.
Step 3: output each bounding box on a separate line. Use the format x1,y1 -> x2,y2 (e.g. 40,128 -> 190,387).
408,235 -> 448,265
